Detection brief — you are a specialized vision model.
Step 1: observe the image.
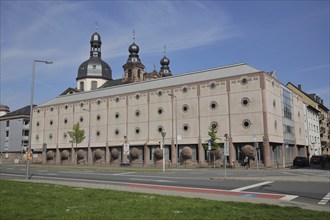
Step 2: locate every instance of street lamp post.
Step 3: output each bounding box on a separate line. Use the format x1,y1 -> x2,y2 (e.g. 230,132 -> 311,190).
26,60 -> 53,180
161,130 -> 166,172
168,94 -> 178,163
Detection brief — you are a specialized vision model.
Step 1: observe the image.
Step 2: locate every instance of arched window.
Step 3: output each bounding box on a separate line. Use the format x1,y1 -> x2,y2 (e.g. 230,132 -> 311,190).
80,81 -> 84,91
138,69 -> 141,79
91,81 -> 97,90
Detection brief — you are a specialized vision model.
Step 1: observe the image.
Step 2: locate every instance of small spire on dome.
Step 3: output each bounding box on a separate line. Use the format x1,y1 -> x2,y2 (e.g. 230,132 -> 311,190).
95,21 -> 98,32
164,44 -> 167,55
132,30 -> 135,42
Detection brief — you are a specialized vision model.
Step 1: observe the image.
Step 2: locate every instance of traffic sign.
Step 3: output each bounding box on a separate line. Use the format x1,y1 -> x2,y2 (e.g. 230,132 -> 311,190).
224,140 -> 229,156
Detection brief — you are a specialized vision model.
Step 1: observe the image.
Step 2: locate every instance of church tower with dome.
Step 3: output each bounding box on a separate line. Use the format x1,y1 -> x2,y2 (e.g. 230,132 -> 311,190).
159,46 -> 172,77
122,32 -> 146,83
76,31 -> 112,91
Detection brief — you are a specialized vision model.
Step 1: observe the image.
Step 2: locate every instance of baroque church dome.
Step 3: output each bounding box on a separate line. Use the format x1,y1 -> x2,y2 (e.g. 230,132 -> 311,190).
76,32 -> 112,81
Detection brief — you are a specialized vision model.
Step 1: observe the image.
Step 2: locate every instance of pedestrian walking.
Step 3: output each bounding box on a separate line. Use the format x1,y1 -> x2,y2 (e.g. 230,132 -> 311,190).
244,156 -> 250,169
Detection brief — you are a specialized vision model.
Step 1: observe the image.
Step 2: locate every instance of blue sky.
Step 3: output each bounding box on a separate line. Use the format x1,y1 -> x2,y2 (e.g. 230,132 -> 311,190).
1,0 -> 329,111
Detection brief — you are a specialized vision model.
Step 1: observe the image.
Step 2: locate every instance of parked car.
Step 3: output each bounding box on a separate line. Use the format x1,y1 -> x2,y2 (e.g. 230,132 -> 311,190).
293,156 -> 309,167
310,155 -> 321,165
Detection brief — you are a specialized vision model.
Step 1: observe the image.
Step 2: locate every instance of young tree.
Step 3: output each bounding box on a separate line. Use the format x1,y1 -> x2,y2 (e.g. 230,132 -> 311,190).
67,122 -> 85,165
203,125 -> 222,165
204,125 -> 221,151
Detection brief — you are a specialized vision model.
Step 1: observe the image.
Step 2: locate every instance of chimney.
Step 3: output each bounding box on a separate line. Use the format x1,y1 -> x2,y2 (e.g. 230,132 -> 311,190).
298,84 -> 302,90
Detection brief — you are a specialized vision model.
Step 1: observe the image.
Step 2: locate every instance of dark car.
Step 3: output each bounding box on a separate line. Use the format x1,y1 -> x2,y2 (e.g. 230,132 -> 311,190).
310,155 -> 321,165
293,156 -> 309,167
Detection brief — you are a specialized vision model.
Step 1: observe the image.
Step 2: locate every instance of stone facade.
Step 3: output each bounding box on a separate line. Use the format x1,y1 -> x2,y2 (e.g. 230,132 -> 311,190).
31,64 -> 307,168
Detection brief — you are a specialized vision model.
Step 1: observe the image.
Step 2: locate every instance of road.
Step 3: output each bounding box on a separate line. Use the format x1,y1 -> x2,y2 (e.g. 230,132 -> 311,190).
1,165 -> 329,211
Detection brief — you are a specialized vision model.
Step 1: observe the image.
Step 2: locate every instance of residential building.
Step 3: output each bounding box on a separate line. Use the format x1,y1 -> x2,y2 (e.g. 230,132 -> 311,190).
286,83 -> 330,156
0,105 -> 32,163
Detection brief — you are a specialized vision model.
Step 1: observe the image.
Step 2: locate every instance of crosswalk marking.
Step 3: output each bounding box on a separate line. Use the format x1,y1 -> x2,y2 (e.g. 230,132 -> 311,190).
231,181 -> 274,192
318,192 -> 330,205
279,195 -> 298,201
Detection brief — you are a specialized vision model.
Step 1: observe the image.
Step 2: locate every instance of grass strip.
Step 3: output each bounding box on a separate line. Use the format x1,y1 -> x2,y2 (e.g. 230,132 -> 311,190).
0,179 -> 328,220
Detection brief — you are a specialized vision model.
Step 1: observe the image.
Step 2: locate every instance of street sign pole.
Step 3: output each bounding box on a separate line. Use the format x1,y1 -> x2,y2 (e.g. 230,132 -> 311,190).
253,134 -> 259,171
224,140 -> 229,179
208,141 -> 211,165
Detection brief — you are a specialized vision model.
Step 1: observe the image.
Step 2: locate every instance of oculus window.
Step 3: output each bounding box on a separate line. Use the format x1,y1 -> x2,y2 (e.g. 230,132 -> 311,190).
242,119 -> 251,129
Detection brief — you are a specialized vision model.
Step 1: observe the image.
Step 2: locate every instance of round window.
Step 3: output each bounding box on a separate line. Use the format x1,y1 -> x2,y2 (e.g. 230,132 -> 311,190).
65,105 -> 68,110
210,121 -> 218,129
50,120 -> 53,125
157,107 -> 163,115
183,123 -> 190,132
80,116 -> 84,123
36,122 -> 40,127
115,97 -> 120,103
210,101 -> 218,110
96,114 -> 101,121
242,119 -> 251,129
241,97 -> 250,107
135,110 -> 141,117
50,107 -> 54,112
135,94 -> 140,100
64,118 -> 68,124
115,112 -> 120,119
135,127 -> 140,134
182,87 -> 188,93
96,130 -> 101,136
182,104 -> 189,112
37,109 -> 40,113
97,100 -> 101,105
49,134 -> 53,139
63,133 -> 67,138
241,78 -> 248,85
210,82 -> 216,89
158,125 -> 164,133
157,90 -> 163,96
114,129 -> 120,136
80,102 -> 84,108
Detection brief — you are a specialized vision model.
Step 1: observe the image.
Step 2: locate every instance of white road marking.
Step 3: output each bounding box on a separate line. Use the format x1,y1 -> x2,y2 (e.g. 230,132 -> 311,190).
112,172 -> 136,176
37,173 -> 57,176
231,181 -> 274,192
130,178 -> 176,183
37,170 -> 48,172
318,192 -> 330,205
279,195 -> 299,201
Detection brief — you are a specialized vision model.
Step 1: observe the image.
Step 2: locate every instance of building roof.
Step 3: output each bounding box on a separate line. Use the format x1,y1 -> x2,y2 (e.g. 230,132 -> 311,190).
0,105 -> 33,121
286,82 -> 329,111
37,63 -> 262,107
60,87 -> 81,96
